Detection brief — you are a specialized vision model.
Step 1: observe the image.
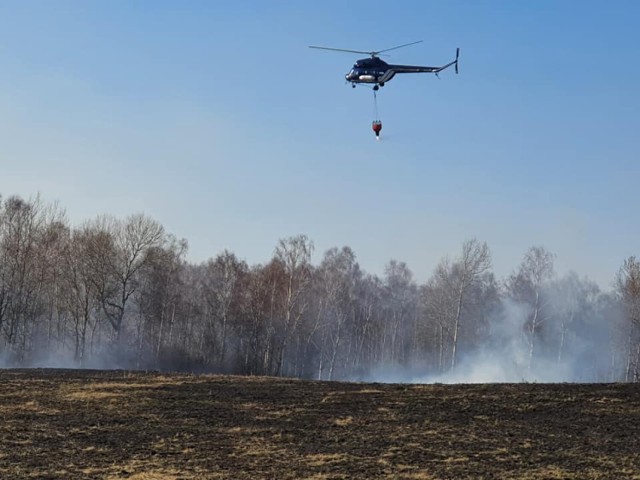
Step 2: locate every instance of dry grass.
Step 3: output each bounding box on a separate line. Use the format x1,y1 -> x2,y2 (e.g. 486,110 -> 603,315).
62,389 -> 124,401
107,475 -> 179,480
58,378 -> 190,402
105,467 -> 183,480
333,416 -> 354,426
232,436 -> 288,458
0,400 -> 60,415
305,453 -> 348,467
398,473 -> 436,479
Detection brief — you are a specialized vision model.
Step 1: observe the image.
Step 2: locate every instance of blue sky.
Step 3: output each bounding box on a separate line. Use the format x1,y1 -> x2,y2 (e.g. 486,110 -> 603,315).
1,0 -> 639,288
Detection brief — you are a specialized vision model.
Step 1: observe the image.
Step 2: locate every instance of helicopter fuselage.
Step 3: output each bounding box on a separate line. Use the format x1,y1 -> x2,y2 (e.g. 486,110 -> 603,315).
345,56 -> 441,87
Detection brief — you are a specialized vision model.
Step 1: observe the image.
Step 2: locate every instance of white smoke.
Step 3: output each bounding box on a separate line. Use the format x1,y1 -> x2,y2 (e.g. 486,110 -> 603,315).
365,294 -> 616,384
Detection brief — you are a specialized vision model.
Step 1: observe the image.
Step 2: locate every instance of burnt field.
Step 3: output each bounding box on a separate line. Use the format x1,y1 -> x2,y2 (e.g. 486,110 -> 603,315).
1,369 -> 639,479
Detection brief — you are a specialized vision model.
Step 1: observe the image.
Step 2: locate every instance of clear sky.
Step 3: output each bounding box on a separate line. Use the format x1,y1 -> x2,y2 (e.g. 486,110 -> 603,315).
1,0 -> 639,288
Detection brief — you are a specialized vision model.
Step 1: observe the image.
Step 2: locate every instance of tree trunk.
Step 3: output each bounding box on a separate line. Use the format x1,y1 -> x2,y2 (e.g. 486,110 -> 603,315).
329,315 -> 344,380
450,288 -> 464,370
529,290 -> 540,371
625,328 -> 633,382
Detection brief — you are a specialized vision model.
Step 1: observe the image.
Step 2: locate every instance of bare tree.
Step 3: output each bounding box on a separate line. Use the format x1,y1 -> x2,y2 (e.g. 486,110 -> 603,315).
61,229 -> 101,362
508,246 -> 555,370
616,257 -> 640,382
420,274 -> 453,374
449,239 -> 492,369
0,196 -> 48,360
423,239 -> 492,371
241,262 -> 281,375
316,247 -> 360,379
547,272 -> 600,366
134,236 -> 188,367
199,250 -> 247,368
273,234 -> 313,376
349,274 -> 383,377
87,214 -> 164,343
381,260 -> 417,366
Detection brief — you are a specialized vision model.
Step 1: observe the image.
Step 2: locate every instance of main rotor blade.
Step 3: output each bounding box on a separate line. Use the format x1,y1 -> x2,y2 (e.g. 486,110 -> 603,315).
308,45 -> 372,55
375,40 -> 423,54
309,40 -> 423,57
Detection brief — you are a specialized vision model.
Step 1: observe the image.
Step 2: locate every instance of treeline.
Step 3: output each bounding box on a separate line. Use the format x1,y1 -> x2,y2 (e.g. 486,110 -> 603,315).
1,194 -> 639,382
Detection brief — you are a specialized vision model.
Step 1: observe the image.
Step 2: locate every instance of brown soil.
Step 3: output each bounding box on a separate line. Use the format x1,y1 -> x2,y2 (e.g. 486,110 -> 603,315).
1,369 -> 639,479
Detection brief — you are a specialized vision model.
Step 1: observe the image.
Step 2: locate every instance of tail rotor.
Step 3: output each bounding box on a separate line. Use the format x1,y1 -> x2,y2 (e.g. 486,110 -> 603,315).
455,48 -> 460,74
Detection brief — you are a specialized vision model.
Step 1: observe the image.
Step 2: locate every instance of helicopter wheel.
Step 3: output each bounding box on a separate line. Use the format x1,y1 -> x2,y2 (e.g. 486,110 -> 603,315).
352,83 -> 356,88
379,82 -> 385,87
373,85 -> 379,91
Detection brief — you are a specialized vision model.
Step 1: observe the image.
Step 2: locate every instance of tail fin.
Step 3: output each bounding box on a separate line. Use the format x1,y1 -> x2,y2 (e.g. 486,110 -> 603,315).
434,48 -> 460,75
455,48 -> 460,74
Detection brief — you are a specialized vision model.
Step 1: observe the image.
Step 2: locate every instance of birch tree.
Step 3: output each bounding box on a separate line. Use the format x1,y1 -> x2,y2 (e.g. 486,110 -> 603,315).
273,234 -> 313,376
0,196 -> 49,359
508,246 -> 555,370
317,246 -> 360,379
382,260 -> 417,365
423,240 -> 492,371
616,256 -> 640,382
134,236 -> 187,367
200,250 -> 246,368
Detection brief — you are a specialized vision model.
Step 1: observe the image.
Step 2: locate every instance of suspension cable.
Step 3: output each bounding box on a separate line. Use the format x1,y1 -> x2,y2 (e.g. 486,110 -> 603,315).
373,89 -> 379,121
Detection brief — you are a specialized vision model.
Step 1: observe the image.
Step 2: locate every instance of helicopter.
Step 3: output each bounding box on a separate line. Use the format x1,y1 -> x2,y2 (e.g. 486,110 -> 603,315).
309,40 -> 459,90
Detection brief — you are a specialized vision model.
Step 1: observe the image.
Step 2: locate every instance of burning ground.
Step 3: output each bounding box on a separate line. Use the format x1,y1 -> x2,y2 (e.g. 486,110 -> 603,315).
1,369 -> 639,479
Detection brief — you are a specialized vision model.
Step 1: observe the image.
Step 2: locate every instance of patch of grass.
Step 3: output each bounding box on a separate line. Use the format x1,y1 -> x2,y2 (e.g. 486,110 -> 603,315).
0,400 -> 60,415
305,453 -> 348,467
334,416 -> 354,426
